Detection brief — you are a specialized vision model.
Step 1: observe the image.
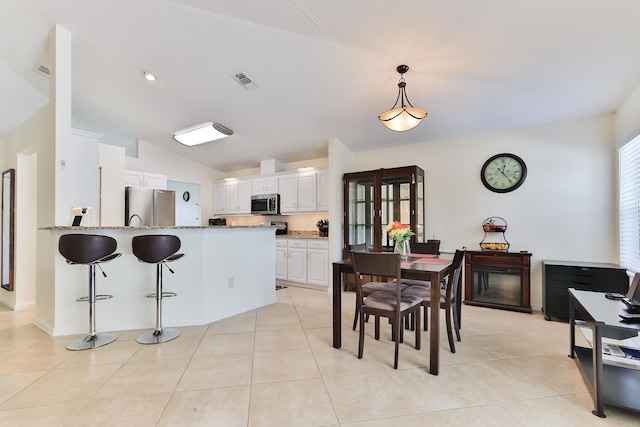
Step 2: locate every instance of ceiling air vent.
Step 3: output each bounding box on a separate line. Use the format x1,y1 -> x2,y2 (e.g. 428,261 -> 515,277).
32,63 -> 50,78
233,72 -> 259,90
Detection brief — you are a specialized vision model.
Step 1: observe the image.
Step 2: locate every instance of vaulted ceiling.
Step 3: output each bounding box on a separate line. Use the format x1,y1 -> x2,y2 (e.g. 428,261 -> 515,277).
2,0 -> 640,172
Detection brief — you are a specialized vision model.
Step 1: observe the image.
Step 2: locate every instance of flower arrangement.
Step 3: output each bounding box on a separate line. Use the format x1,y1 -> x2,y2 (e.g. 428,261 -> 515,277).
386,221 -> 415,243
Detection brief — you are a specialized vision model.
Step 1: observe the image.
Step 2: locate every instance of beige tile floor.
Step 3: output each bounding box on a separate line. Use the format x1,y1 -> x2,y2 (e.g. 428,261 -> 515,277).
1,286 -> 640,426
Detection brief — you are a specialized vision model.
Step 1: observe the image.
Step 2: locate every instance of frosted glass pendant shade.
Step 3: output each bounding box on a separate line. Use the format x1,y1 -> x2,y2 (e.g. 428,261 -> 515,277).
379,106 -> 427,131
378,64 -> 427,132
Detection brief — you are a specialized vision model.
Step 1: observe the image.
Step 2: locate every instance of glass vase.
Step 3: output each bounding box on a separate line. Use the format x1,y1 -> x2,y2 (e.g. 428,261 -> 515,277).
394,239 -> 410,261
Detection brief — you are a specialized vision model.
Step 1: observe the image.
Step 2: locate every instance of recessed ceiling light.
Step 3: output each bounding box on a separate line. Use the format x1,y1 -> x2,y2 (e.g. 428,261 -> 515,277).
143,71 -> 156,81
297,166 -> 314,171
173,122 -> 234,146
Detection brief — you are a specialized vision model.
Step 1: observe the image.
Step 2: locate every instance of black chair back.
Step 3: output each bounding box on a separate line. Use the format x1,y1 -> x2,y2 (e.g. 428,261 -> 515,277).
446,247 -> 467,301
349,243 -> 369,253
59,234 -> 117,264
132,235 -> 181,263
411,240 -> 440,255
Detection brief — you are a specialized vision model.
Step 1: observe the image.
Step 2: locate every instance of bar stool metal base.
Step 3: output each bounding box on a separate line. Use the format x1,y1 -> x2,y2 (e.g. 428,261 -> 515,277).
136,328 -> 180,345
66,332 -> 117,351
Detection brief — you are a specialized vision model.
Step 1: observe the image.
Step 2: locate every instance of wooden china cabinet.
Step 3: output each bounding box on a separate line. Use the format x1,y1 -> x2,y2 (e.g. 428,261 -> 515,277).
343,165 -> 425,253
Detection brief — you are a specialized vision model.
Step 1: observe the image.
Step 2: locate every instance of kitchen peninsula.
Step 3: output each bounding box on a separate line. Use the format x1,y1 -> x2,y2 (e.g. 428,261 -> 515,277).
38,225 -> 276,336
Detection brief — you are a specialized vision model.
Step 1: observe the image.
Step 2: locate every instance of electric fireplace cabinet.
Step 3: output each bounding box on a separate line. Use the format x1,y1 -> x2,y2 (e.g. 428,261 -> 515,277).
464,250 -> 532,313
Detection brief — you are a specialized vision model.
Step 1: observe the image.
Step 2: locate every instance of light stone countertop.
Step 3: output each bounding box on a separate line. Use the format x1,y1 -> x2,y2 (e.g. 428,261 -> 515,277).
41,225 -> 276,231
277,232 -> 328,240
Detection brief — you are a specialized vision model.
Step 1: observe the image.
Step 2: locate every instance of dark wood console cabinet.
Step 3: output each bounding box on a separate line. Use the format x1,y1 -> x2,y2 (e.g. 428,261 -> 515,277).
542,260 -> 628,321
464,251 -> 532,313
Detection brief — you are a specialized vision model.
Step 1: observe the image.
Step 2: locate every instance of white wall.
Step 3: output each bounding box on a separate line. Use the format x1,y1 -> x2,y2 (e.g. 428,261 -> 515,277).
15,152 -> 37,309
52,25 -> 74,226
328,137 -> 354,265
343,114 -> 616,309
126,139 -> 221,224
99,143 -> 125,226
227,157 -> 329,179
58,129 -> 101,226
615,83 -> 640,147
0,102 -> 54,312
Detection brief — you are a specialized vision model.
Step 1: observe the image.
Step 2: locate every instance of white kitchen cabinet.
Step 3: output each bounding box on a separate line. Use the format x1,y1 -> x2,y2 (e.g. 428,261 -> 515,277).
279,172 -> 317,213
125,170 -> 167,189
221,180 -> 252,214
307,240 -> 329,286
125,170 -> 144,188
144,172 -> 168,189
316,170 -> 329,212
252,176 -> 278,195
238,180 -> 252,213
278,174 -> 298,213
275,239 -> 288,280
275,238 -> 328,286
286,239 -> 308,283
213,183 -> 225,214
224,183 -> 238,214
297,172 -> 317,212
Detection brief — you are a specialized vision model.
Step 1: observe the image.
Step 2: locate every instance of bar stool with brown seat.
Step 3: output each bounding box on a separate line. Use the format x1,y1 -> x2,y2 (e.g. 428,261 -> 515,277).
132,234 -> 185,344
58,234 -> 122,350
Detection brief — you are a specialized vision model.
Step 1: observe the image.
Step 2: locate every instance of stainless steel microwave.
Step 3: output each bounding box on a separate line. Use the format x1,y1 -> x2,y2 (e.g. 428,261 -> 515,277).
251,193 -> 280,215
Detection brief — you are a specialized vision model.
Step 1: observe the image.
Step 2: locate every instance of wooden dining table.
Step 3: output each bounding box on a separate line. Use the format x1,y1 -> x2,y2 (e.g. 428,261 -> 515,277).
332,253 -> 454,375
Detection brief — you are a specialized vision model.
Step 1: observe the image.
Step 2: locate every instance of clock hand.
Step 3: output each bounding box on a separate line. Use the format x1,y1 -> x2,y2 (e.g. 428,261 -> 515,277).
498,168 -> 513,183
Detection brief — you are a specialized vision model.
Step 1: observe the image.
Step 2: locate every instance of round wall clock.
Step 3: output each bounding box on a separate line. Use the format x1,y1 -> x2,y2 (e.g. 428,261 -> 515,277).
182,191 -> 190,202
480,153 -> 527,193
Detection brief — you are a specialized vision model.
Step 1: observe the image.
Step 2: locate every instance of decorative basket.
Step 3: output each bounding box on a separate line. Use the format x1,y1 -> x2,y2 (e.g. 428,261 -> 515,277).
479,242 -> 510,252
482,216 -> 507,232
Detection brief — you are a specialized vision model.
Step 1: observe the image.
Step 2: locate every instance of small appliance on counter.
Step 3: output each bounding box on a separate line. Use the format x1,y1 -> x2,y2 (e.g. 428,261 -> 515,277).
208,218 -> 227,226
270,221 -> 288,235
70,207 -> 94,226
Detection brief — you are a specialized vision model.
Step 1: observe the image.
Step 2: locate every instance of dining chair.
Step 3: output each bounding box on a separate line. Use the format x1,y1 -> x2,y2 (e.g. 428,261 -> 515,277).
398,239 -> 442,289
402,247 -> 466,353
343,243 -> 369,292
351,250 -> 422,369
349,243 -> 406,331
411,239 -> 441,255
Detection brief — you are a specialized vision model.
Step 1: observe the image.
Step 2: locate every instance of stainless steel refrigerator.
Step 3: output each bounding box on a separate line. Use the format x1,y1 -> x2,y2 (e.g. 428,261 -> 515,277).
125,187 -> 175,226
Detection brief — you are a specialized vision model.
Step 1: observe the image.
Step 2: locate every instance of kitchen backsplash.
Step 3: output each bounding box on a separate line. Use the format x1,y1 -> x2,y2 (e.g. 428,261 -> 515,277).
218,213 -> 327,235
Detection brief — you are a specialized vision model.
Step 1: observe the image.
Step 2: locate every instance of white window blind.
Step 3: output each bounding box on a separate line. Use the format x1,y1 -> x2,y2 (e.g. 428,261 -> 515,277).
619,135 -> 640,273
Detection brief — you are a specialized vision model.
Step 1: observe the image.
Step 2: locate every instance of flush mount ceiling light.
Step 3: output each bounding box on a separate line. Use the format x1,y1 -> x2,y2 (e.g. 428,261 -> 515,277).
142,71 -> 156,81
173,122 -> 233,146
378,65 -> 427,132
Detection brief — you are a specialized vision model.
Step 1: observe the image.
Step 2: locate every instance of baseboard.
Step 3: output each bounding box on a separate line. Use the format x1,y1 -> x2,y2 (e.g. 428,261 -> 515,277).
32,317 -> 54,336
276,280 -> 329,292
14,301 -> 35,311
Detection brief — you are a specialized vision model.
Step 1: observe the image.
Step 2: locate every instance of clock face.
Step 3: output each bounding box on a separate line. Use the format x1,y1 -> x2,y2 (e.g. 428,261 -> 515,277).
481,153 -> 527,193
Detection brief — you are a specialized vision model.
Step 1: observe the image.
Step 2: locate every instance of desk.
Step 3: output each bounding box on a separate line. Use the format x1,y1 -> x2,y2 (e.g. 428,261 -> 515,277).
332,254 -> 453,375
568,288 -> 640,417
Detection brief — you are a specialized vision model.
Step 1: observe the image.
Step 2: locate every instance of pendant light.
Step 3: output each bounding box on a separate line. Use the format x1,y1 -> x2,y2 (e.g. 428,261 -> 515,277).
378,65 -> 427,131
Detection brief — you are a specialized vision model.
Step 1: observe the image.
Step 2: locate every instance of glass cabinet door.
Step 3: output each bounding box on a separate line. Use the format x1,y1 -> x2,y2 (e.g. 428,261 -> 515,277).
380,174 -> 413,250
345,173 -> 375,249
344,166 -> 425,253
416,171 -> 424,242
